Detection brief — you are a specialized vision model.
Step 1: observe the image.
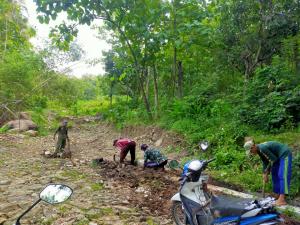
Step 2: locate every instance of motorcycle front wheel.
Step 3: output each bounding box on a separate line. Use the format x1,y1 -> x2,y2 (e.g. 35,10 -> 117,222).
171,201 -> 186,225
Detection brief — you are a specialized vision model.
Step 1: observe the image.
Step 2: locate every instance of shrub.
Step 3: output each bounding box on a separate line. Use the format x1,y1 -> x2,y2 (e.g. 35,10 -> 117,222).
290,152 -> 300,198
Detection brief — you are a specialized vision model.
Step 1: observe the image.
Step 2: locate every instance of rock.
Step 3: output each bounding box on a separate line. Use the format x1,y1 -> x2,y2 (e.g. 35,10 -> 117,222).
80,160 -> 87,165
19,112 -> 31,120
31,193 -> 38,198
121,200 -> 129,205
0,147 -> 7,153
89,222 -> 98,225
139,216 -> 147,222
154,138 -> 163,147
0,213 -> 8,225
7,128 -> 20,134
0,203 -> 21,214
5,119 -> 37,131
44,150 -> 52,156
0,180 -> 11,185
25,130 -> 38,137
135,187 -> 147,193
136,159 -> 144,167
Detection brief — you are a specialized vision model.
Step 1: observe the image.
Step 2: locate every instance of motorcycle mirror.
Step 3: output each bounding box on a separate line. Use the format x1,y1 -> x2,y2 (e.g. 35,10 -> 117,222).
199,140 -> 209,151
40,184 -> 73,204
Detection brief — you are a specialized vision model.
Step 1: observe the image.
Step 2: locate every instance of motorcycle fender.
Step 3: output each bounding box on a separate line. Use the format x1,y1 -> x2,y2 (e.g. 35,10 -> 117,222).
241,208 -> 262,218
171,193 -> 181,202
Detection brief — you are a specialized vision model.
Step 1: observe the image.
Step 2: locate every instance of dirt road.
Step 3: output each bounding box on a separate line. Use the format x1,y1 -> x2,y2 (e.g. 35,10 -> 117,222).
0,122 -> 179,225
1,121 -> 299,225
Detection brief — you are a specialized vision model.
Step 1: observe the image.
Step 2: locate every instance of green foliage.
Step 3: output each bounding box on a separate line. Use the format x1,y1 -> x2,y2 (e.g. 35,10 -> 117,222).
239,58 -> 300,131
0,124 -> 9,133
29,108 -> 49,135
290,152 -> 300,198
72,99 -> 110,116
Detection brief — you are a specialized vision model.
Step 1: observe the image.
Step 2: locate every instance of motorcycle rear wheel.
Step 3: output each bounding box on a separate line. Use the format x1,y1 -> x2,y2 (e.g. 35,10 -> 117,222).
171,201 -> 186,225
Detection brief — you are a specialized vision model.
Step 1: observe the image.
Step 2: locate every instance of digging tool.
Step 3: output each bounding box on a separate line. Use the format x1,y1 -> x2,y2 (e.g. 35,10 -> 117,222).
67,139 -> 71,152
262,177 -> 266,198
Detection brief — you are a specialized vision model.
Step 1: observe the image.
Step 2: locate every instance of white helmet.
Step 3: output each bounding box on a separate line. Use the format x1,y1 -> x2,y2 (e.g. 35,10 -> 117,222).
188,160 -> 203,171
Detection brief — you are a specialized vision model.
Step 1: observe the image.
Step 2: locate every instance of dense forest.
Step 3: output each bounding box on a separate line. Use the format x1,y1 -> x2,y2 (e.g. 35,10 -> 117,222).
1,0 -> 300,198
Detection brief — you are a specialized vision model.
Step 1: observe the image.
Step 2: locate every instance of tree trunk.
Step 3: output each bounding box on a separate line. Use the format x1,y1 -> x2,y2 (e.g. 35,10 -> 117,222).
294,37 -> 300,75
101,10 -> 152,118
116,26 -> 152,117
2,19 -> 8,60
145,67 -> 150,100
178,61 -> 183,98
153,64 -> 159,117
109,81 -> 113,108
172,0 -> 177,98
138,73 -> 152,119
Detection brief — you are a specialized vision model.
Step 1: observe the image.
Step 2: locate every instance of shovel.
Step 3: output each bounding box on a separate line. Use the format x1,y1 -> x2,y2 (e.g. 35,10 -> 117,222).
262,177 -> 266,198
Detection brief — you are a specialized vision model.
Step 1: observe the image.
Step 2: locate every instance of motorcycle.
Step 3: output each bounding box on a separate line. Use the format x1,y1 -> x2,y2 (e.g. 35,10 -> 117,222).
14,184 -> 73,225
171,141 -> 283,225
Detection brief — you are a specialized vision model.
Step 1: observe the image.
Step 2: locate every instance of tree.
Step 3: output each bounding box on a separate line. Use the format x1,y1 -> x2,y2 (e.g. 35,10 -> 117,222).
214,0 -> 300,79
34,0 -> 169,118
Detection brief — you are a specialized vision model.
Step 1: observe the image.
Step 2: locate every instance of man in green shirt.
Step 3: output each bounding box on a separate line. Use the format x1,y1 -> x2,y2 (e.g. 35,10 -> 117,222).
244,140 -> 292,206
53,120 -> 69,156
141,144 -> 168,171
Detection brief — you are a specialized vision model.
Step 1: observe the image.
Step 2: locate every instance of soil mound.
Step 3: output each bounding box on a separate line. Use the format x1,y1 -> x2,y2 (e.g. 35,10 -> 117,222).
95,159 -> 180,217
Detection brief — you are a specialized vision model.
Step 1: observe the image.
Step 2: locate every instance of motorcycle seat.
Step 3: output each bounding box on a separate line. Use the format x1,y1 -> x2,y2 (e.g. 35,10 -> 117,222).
210,195 -> 254,217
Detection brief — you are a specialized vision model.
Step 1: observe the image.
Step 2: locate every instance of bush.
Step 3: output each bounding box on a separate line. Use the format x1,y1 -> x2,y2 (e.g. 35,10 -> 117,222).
239,60 -> 300,131
290,152 -> 300,198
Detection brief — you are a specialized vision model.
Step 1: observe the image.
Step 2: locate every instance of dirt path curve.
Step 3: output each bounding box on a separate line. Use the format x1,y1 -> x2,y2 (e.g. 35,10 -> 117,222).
0,122 -> 178,225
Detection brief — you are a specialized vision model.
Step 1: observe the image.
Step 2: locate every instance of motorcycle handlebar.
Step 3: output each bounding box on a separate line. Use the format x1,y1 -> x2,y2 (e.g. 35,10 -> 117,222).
206,158 -> 216,164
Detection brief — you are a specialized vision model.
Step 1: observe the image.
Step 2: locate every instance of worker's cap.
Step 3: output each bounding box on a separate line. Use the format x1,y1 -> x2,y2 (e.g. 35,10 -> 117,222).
140,144 -> 148,151
113,139 -> 118,146
244,140 -> 254,156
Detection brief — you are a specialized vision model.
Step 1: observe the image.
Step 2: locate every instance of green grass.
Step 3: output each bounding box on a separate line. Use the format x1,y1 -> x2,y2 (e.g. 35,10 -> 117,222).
90,182 -> 104,191
209,168 -> 272,193
60,169 -> 88,180
279,206 -> 300,221
146,217 -> 158,225
0,158 -> 5,166
0,125 -> 9,133
58,205 -> 69,216
85,212 -> 101,220
253,131 -> 300,146
40,217 -> 56,225
74,218 -> 90,225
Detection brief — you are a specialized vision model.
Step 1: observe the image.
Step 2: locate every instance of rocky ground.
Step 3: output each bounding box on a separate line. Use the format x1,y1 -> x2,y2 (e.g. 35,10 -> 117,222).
0,121 -> 299,225
0,122 -> 182,225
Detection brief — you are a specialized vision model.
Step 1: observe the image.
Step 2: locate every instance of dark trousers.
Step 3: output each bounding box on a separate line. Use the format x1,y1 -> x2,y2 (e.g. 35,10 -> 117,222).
55,138 -> 66,154
144,160 -> 168,168
120,141 -> 136,165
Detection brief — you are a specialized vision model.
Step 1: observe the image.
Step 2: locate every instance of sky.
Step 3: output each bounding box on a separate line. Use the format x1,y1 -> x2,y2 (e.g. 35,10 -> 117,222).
24,0 -> 111,77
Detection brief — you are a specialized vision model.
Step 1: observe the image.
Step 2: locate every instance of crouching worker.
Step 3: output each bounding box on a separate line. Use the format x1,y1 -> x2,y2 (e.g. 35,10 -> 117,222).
141,144 -> 168,171
53,120 -> 69,157
244,140 -> 292,206
113,138 -> 136,165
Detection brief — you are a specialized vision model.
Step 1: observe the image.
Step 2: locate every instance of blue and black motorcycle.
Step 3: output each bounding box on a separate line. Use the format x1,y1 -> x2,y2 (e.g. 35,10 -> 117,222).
171,158 -> 284,225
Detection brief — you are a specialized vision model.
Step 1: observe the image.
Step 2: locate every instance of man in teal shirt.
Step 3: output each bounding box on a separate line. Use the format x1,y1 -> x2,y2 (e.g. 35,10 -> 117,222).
244,140 -> 292,205
141,144 -> 168,171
